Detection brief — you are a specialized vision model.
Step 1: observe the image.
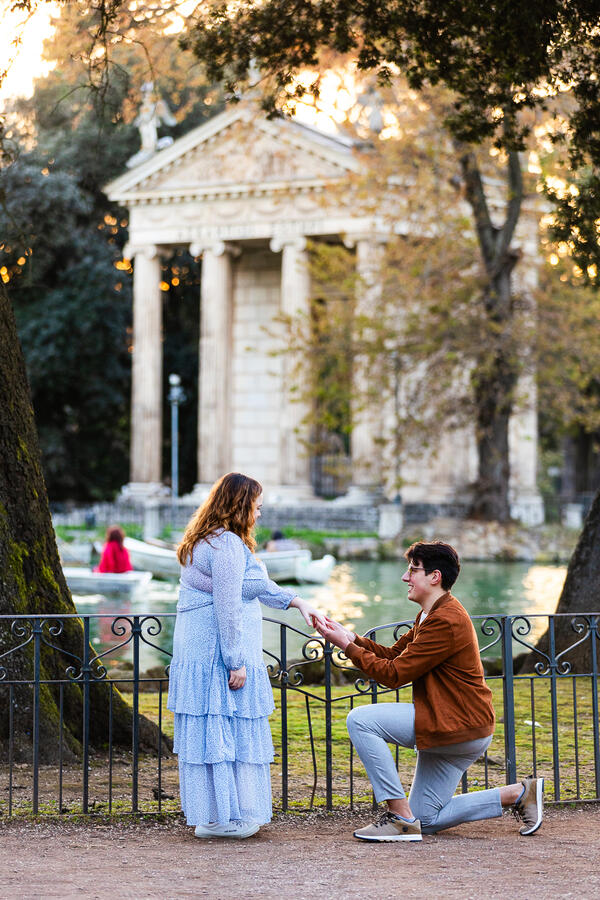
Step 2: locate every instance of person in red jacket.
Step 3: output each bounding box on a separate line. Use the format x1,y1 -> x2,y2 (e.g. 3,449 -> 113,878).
96,525 -> 133,573
314,540 -> 544,842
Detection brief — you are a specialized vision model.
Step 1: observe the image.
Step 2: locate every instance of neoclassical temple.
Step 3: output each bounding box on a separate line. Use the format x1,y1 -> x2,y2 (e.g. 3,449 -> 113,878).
106,102 -> 544,523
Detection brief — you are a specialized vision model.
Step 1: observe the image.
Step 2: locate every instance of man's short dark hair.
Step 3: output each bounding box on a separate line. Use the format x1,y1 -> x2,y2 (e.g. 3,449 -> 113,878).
404,541 -> 461,591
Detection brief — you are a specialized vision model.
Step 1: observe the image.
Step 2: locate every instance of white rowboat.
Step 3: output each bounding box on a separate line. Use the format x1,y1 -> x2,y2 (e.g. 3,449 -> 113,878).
124,537 -> 181,578
256,548 -> 312,581
63,567 -> 153,596
124,537 -> 335,584
294,553 -> 336,585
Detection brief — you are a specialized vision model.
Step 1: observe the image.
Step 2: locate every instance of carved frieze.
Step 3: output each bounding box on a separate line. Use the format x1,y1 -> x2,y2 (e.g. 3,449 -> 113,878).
127,190 -> 362,246
136,119 -> 351,195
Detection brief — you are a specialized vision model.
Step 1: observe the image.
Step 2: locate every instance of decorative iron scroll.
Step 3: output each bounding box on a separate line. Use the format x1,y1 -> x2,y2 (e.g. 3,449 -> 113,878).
508,614 -> 598,677
138,616 -> 172,659
479,616 -> 502,656
0,619 -> 34,680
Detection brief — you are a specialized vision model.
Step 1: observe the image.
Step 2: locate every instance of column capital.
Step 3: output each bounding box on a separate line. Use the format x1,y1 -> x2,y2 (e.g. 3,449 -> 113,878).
124,243 -> 170,261
190,241 -> 241,259
269,235 -> 307,254
342,232 -> 388,250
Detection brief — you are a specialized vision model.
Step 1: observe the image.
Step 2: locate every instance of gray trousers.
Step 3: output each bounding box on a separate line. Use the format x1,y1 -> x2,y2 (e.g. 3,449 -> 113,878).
347,702 -> 502,834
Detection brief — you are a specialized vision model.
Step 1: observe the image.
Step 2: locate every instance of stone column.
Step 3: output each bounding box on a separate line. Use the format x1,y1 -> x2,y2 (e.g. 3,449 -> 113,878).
269,237 -> 314,499
345,237 -> 386,502
509,373 -> 545,525
508,228 -> 545,525
192,241 -> 237,490
124,244 -> 164,497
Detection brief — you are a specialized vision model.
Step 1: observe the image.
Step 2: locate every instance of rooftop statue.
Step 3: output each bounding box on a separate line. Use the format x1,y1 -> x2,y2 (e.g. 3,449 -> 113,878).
356,84 -> 384,135
126,82 -> 177,169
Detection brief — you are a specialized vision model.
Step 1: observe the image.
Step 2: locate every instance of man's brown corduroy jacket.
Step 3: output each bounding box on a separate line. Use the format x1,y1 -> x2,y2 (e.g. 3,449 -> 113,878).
344,592 -> 495,750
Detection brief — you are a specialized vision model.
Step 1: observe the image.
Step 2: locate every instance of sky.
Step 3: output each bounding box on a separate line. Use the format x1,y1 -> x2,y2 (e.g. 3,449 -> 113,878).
0,1 -> 377,141
0,1 -> 59,102
0,1 -> 346,130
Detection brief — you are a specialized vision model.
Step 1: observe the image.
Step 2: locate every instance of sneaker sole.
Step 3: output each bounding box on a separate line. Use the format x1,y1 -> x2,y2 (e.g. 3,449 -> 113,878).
520,777 -> 544,836
353,832 -> 422,842
195,824 -> 260,839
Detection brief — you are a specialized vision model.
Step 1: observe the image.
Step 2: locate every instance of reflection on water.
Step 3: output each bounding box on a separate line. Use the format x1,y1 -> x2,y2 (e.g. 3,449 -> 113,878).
75,582 -> 178,673
73,560 -> 567,671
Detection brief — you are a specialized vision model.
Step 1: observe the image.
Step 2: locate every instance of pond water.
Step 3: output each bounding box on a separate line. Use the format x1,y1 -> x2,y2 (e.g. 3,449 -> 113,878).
74,560 -> 567,672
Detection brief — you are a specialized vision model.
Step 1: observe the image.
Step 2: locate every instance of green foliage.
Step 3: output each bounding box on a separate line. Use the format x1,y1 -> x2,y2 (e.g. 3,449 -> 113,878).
281,527 -> 377,541
255,526 -> 377,550
278,152 -> 498,482
284,242 -> 355,457
186,0 -> 595,152
548,168 -> 600,285
0,64 -> 136,499
0,3 -> 222,500
183,0 -> 600,519
254,525 -> 271,546
536,260 -> 600,439
3,173 -> 132,499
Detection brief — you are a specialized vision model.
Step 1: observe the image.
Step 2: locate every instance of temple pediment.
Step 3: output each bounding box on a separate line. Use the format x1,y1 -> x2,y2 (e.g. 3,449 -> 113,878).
106,106 -> 360,203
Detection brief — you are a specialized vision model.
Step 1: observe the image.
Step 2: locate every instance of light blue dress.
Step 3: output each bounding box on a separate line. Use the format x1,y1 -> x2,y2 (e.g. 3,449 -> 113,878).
167,529 -> 296,826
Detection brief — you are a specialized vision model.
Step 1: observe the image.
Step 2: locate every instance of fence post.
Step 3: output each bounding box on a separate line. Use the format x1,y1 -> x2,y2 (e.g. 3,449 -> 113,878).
501,616 -> 517,785
132,615 -> 141,813
280,623 -> 288,812
81,616 -> 91,814
368,629 -> 378,811
591,614 -> 600,798
548,615 -> 561,800
32,618 -> 41,815
324,640 -> 333,811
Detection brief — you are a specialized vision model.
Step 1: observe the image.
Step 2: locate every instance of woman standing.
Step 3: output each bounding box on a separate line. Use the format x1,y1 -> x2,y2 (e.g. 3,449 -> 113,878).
168,472 -> 324,839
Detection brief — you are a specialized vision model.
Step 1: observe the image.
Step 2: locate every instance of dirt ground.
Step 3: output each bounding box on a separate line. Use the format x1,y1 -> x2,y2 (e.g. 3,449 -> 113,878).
1,806 -> 599,900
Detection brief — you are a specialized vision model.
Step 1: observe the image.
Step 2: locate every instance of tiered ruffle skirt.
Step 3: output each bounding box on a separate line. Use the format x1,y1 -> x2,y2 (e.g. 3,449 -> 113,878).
167,599 -> 274,826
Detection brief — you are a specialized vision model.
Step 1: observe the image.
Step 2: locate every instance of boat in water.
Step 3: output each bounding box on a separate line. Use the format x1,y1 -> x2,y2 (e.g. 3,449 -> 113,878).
293,553 -> 337,585
256,548 -> 312,580
63,566 -> 153,596
257,549 -> 336,584
123,537 -> 336,584
124,537 -> 181,579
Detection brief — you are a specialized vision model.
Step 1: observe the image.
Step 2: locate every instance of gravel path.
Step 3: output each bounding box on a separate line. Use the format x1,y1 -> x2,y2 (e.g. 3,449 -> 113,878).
1,806 -> 599,899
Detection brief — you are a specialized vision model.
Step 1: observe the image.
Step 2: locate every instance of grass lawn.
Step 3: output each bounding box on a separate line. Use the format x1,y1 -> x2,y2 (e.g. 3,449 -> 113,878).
138,672 -> 600,809
0,674 -> 595,819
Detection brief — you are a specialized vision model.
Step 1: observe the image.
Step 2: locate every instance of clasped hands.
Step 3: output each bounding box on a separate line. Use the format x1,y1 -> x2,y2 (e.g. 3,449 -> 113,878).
311,614 -> 355,651
291,599 -> 355,650
228,603 -> 354,691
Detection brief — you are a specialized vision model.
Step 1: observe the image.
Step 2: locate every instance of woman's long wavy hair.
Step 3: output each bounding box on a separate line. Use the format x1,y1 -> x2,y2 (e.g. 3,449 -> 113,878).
177,472 -> 262,565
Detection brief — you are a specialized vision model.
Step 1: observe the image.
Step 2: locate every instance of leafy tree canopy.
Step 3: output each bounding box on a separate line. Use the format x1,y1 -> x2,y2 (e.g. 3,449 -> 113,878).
1,1 -> 218,499
185,1 -> 595,144
180,0 -> 600,518
186,1 -> 600,278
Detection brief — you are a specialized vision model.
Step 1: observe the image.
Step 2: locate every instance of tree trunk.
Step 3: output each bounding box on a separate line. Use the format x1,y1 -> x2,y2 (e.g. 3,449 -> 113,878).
459,146 -> 523,522
470,264 -> 519,522
0,283 -> 169,762
521,488 -> 600,675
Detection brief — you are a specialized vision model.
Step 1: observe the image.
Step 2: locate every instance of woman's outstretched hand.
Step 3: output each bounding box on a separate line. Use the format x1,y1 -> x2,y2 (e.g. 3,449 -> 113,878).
289,596 -> 327,629
228,665 -> 246,690
313,616 -> 355,651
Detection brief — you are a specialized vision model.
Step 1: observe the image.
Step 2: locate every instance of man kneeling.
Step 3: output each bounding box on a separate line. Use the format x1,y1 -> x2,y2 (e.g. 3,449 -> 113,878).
315,541 -> 544,842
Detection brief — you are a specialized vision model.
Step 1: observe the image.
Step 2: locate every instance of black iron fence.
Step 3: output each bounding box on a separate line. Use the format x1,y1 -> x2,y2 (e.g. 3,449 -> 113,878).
0,611 -> 598,817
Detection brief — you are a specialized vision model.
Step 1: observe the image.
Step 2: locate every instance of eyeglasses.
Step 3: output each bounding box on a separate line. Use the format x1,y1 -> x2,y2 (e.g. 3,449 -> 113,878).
406,563 -> 426,574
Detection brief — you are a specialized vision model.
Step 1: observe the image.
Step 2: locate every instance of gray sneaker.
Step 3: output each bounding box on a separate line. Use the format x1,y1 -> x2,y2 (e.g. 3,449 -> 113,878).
354,812 -> 422,842
194,820 -> 259,839
514,776 -> 544,835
